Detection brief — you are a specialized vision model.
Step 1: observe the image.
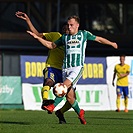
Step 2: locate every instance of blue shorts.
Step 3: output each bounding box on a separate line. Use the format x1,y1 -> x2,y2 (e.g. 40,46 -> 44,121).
116,85 -> 129,96
43,67 -> 62,86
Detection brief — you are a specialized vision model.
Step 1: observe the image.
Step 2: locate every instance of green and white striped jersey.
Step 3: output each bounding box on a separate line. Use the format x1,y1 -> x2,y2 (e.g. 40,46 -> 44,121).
55,30 -> 96,68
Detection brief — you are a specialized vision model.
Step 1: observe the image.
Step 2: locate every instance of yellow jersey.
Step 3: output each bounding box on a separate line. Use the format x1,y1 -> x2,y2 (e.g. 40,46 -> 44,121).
43,32 -> 64,70
114,64 -> 130,86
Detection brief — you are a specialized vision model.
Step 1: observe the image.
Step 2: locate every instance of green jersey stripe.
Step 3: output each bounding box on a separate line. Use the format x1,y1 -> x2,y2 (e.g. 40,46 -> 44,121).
55,30 -> 96,69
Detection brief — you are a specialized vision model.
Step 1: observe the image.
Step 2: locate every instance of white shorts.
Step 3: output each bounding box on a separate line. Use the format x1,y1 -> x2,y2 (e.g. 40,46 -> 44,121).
62,66 -> 83,88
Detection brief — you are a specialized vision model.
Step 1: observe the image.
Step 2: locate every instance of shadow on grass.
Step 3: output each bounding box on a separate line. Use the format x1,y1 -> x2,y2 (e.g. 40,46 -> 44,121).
0,121 -> 30,125
89,116 -> 133,120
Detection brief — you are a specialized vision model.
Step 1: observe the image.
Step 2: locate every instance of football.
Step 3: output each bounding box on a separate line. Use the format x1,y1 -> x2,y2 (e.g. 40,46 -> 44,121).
53,83 -> 67,97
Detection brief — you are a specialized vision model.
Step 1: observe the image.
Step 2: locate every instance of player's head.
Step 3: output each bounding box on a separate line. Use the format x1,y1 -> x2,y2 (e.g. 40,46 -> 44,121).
61,22 -> 69,34
120,54 -> 125,65
67,15 -> 80,35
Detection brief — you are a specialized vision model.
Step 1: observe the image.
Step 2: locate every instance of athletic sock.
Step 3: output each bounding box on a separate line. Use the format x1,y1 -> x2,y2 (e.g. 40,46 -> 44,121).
41,86 -> 50,100
116,96 -> 120,109
124,97 -> 128,109
60,101 -> 71,114
72,100 -> 80,114
54,97 -> 63,107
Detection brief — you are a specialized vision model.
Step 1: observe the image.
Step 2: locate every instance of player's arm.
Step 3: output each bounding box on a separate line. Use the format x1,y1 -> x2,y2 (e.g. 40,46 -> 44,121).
15,11 -> 43,38
27,31 -> 56,49
119,72 -> 130,78
95,36 -> 118,49
112,71 -> 116,86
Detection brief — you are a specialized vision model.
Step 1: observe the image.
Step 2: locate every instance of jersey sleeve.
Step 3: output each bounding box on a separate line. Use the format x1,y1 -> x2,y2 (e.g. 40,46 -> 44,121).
43,33 -> 52,41
43,32 -> 62,42
127,65 -> 130,73
85,30 -> 96,41
54,36 -> 64,46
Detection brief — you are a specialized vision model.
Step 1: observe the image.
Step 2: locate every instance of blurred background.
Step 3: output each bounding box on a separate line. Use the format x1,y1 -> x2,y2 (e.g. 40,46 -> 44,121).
0,0 -> 133,110
1,0 -> 133,76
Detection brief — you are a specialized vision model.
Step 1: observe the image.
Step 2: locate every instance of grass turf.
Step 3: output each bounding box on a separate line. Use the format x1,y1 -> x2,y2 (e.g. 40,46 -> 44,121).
0,110 -> 133,133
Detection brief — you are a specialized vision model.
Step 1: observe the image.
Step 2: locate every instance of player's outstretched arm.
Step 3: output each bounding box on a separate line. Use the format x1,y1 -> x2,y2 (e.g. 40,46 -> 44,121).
95,36 -> 118,49
27,31 -> 56,49
15,11 -> 43,38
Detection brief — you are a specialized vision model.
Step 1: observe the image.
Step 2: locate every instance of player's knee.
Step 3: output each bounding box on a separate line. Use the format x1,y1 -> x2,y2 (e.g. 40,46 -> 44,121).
124,95 -> 128,98
117,94 -> 121,97
45,79 -> 54,87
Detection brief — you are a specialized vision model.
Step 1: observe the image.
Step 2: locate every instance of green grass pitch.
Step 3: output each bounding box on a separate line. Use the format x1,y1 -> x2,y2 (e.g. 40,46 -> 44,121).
0,110 -> 133,133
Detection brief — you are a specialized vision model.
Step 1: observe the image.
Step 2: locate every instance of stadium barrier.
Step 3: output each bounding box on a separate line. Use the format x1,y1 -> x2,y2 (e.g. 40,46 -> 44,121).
0,56 -> 133,110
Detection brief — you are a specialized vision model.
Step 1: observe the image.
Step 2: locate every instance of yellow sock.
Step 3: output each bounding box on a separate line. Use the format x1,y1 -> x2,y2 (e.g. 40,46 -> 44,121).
41,86 -> 50,100
60,101 -> 71,114
116,96 -> 120,109
124,97 -> 128,109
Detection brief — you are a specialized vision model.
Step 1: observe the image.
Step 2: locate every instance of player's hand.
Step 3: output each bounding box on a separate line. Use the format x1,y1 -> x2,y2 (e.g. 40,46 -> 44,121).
15,11 -> 29,21
119,73 -> 126,78
112,42 -> 118,49
112,81 -> 115,86
27,31 -> 39,39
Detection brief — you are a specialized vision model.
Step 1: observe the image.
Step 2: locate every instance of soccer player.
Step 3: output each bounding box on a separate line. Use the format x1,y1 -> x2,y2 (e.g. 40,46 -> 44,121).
112,55 -> 130,112
15,11 -> 69,113
27,15 -> 118,124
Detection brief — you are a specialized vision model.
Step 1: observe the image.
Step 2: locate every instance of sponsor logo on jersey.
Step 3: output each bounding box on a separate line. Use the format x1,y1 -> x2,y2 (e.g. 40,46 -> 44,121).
67,39 -> 80,46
